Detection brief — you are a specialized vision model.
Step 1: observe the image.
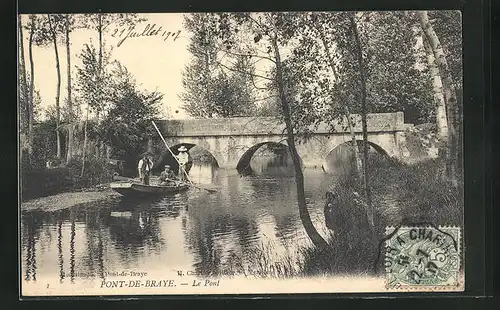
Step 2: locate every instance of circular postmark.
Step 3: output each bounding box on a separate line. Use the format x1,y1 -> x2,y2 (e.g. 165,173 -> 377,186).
384,226 -> 461,289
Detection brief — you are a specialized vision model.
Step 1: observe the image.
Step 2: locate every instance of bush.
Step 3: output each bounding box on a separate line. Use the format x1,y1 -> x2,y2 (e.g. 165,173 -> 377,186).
66,156 -> 114,188
20,156 -> 115,201
320,157 -> 463,275
21,166 -> 72,200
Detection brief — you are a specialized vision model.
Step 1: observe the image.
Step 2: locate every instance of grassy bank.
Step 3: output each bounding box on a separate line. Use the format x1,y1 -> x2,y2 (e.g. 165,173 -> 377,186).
310,157 -> 462,276
21,189 -> 121,212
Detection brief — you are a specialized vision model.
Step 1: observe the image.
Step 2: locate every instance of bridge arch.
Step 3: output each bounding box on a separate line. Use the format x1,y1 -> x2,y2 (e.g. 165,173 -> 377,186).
322,140 -> 392,174
236,141 -> 303,174
153,142 -> 220,175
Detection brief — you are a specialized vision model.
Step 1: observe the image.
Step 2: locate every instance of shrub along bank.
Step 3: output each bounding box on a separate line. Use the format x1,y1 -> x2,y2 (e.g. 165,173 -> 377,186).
304,156 -> 463,276
21,156 -> 115,201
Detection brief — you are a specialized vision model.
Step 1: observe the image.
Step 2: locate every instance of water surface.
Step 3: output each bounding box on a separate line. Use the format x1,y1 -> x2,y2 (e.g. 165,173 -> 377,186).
21,160 -> 336,284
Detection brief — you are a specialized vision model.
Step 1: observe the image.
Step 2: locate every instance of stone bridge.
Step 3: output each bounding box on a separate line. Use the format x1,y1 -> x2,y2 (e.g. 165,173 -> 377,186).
152,112 -> 411,171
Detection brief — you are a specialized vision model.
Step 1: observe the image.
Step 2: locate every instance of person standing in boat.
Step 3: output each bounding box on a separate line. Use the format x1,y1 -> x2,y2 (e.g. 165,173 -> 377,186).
138,153 -> 154,185
176,146 -> 189,182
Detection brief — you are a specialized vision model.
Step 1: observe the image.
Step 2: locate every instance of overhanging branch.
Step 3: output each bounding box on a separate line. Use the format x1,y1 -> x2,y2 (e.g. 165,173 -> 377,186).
221,49 -> 276,64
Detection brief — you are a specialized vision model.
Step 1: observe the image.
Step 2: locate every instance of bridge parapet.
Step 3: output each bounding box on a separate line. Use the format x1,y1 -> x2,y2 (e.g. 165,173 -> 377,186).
157,112 -> 405,137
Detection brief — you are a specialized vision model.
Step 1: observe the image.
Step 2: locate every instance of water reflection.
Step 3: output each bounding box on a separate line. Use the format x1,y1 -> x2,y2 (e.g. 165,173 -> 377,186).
22,212 -> 41,281
21,155 -> 338,283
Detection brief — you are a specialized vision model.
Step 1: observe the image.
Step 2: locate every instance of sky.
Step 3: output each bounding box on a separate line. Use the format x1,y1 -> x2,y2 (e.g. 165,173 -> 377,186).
20,13 -> 192,120
19,12 -> 442,122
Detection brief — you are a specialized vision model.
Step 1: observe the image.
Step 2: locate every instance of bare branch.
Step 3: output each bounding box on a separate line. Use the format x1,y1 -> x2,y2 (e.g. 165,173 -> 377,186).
247,14 -> 269,32
215,60 -> 274,81
221,49 -> 276,64
215,61 -> 270,91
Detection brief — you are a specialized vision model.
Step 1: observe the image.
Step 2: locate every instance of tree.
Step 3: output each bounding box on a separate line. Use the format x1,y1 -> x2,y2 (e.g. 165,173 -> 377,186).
74,43 -> 113,175
99,62 -> 162,163
427,10 -> 463,176
46,14 -> 65,160
285,12 -> 362,176
348,12 -> 374,228
78,13 -> 146,159
18,15 -> 29,135
64,14 -> 80,163
180,13 -> 257,118
81,13 -> 146,119
417,11 -> 460,186
212,12 -> 329,250
422,34 -> 449,178
428,11 -> 462,91
25,15 -> 45,162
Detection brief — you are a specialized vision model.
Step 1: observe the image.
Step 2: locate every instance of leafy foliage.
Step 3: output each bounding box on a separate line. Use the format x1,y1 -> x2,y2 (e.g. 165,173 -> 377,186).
99,62 -> 162,161
180,13 -> 257,118
286,12 -> 434,128
74,43 -> 114,116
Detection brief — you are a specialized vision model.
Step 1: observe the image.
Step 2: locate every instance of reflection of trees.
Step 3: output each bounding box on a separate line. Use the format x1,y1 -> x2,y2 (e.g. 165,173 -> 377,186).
55,209 -> 77,283
156,193 -> 189,219
226,175 -> 260,251
184,201 -> 235,276
247,175 -> 300,244
57,218 -> 64,282
101,195 -> 193,264
69,209 -> 76,282
79,207 -> 107,279
230,216 -> 260,251
184,174 -> 266,275
22,208 -> 83,283
184,210 -> 222,276
272,213 -> 299,242
22,212 -> 43,281
106,209 -> 164,264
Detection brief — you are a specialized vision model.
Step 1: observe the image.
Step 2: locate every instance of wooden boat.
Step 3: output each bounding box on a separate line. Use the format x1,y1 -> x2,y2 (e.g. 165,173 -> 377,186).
110,175 -> 190,197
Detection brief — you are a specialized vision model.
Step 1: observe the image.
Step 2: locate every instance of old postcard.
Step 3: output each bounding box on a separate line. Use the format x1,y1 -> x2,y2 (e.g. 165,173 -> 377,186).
18,11 -> 464,296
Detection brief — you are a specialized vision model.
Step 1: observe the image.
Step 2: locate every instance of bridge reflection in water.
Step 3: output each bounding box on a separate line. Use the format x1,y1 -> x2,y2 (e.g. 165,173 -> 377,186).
21,148 -> 388,282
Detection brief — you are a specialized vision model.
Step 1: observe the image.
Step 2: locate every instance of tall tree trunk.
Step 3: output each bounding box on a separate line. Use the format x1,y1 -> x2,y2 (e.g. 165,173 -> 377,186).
28,16 -> 35,162
316,23 -> 362,176
270,30 -> 328,251
417,11 -> 459,187
65,15 -> 74,164
48,15 -> 62,160
98,14 -> 103,75
19,16 -> 30,133
94,13 -> 103,158
96,13 -> 103,127
422,35 -> 449,177
423,36 -> 449,139
81,105 -> 90,177
19,16 -> 29,192
350,13 -> 374,229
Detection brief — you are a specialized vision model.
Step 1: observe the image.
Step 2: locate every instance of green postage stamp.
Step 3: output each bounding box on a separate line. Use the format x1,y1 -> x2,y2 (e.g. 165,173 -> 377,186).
384,225 -> 462,291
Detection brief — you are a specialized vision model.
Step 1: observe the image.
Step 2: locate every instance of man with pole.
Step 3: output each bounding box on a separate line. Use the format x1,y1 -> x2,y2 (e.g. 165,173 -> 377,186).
151,120 -> 217,193
176,145 -> 189,182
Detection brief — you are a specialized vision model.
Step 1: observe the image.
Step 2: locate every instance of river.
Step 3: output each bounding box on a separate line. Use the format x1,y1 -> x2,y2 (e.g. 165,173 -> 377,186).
21,152 -> 359,285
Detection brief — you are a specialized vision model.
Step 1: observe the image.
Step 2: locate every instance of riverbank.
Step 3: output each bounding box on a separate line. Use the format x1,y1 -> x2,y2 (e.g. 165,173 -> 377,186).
215,157 -> 463,278
21,189 -> 121,212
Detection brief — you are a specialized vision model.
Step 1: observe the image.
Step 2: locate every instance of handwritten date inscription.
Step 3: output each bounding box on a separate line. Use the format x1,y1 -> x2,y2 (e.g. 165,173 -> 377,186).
111,23 -> 182,47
